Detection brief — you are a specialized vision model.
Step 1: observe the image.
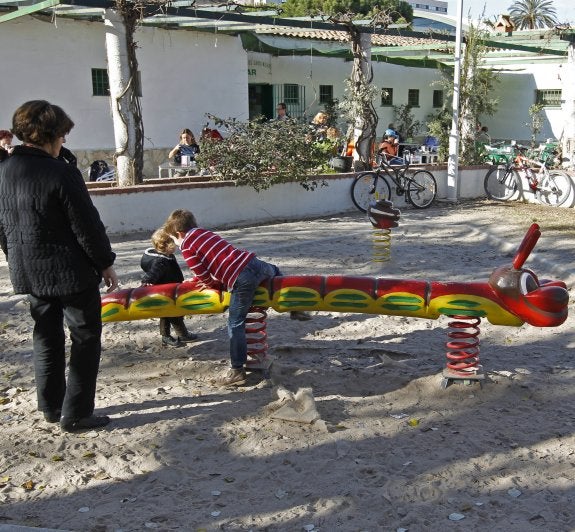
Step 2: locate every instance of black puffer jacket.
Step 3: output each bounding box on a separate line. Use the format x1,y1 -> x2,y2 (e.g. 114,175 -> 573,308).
0,145 -> 116,297
141,248 -> 184,285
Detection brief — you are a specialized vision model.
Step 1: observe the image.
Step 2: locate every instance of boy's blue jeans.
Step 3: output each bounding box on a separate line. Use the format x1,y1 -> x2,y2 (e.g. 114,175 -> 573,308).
228,257 -> 280,369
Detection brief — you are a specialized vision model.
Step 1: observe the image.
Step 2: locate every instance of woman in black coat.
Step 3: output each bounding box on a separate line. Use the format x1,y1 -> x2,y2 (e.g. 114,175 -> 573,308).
0,100 -> 118,433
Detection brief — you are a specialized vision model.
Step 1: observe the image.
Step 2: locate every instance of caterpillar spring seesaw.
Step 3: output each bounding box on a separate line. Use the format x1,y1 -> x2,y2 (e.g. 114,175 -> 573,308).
101,223 -> 569,385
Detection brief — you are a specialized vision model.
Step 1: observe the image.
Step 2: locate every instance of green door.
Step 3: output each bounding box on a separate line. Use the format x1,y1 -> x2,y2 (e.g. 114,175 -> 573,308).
249,84 -> 274,120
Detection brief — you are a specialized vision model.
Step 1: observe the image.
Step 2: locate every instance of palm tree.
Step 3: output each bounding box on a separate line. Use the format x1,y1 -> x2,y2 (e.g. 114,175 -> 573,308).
507,0 -> 558,29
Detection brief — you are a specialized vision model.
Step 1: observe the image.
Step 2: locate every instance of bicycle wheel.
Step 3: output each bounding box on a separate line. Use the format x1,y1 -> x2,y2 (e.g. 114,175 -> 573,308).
406,170 -> 437,208
536,171 -> 573,206
351,172 -> 391,213
484,165 -> 517,201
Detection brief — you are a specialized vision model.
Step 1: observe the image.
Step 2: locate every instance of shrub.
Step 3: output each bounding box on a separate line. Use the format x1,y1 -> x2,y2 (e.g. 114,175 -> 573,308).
197,116 -> 328,191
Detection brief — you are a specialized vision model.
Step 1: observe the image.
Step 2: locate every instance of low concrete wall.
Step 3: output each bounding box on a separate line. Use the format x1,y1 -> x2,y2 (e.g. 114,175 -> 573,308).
87,166 -> 523,235
90,173 -> 358,234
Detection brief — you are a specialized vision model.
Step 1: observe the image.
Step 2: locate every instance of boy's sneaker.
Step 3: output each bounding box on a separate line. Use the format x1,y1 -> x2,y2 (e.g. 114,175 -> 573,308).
217,368 -> 247,386
177,332 -> 199,343
290,311 -> 312,321
162,335 -> 183,347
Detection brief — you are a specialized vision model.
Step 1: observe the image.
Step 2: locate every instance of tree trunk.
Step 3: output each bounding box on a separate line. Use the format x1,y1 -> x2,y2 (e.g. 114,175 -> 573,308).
104,7 -> 143,186
341,25 -> 378,172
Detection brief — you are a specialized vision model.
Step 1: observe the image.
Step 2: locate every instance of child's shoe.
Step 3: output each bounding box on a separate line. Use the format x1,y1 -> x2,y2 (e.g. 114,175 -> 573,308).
290,311 -> 312,321
177,332 -> 199,343
162,335 -> 183,347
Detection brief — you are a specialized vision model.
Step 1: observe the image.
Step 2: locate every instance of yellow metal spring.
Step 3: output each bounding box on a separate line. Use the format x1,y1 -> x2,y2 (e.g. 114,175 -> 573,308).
372,227 -> 392,263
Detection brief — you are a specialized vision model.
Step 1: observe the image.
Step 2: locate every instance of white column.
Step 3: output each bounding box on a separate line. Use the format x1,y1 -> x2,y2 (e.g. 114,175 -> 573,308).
561,42 -> 575,168
447,0 -> 464,201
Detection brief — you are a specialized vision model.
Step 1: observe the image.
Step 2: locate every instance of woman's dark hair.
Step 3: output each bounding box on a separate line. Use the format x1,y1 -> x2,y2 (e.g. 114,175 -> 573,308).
11,100 -> 74,145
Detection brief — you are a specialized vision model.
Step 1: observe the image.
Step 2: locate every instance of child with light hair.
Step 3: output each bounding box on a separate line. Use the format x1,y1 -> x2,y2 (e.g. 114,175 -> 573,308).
141,228 -> 198,347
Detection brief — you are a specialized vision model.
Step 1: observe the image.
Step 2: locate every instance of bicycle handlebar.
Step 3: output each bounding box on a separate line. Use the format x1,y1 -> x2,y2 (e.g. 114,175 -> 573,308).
514,144 -> 529,153
377,153 -> 411,171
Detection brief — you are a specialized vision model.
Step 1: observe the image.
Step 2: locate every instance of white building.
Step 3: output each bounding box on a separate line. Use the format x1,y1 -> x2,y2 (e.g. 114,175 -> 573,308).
0,4 -> 573,176
407,0 -> 448,14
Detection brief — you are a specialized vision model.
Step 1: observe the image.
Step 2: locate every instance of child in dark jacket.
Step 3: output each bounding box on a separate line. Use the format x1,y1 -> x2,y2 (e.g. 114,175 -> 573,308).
141,228 -> 198,347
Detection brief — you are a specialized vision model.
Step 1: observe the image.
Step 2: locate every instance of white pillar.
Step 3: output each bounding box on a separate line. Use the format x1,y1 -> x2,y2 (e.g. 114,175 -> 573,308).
447,0 -> 464,201
561,42 -> 575,168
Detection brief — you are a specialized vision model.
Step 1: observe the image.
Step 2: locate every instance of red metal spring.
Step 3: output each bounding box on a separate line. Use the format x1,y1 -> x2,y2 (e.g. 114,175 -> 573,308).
445,316 -> 481,376
245,306 -> 269,367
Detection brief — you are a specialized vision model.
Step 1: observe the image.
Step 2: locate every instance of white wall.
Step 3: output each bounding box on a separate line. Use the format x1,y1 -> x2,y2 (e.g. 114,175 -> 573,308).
91,176 -> 358,234
487,64 -> 564,142
137,28 -> 248,144
0,16 -> 247,151
0,15 -> 569,158
90,166 -> 575,236
269,54 -> 443,139
90,167 -> 499,235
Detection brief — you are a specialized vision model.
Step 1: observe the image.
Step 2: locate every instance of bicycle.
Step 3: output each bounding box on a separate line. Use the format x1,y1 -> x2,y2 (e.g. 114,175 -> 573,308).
484,143 -> 572,206
351,150 -> 438,212
482,140 -> 515,166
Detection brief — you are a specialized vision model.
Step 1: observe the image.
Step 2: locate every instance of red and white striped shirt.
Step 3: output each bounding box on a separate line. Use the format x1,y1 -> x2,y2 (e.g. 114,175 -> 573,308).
179,227 -> 254,290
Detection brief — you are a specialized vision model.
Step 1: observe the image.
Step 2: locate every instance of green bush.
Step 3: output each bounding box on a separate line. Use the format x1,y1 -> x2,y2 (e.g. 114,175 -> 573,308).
197,116 -> 329,191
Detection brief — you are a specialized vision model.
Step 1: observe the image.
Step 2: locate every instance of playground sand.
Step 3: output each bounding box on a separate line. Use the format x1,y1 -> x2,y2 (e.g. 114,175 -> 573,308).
1,199 -> 574,531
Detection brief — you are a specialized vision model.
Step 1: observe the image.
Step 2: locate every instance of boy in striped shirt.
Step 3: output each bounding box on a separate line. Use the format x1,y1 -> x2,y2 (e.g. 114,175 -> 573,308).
163,209 -> 310,386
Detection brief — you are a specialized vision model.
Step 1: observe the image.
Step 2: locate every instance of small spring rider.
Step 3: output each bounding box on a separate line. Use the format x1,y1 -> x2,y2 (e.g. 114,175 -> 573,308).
367,198 -> 401,263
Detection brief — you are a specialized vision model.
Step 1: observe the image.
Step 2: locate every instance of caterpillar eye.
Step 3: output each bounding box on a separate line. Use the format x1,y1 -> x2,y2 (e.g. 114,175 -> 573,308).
520,272 -> 539,294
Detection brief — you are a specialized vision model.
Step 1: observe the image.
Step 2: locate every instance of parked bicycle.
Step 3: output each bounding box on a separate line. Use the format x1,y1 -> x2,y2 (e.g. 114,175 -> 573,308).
482,141 -> 515,166
351,150 -> 437,212
484,143 -> 572,206
483,139 -> 559,167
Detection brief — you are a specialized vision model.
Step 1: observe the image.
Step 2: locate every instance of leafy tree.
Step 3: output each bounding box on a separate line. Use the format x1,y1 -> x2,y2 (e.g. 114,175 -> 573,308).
392,104 -> 422,140
527,103 -> 545,148
280,1 -> 412,170
335,25 -> 379,171
508,0 -> 558,30
281,0 -> 412,21
426,23 -> 499,165
196,116 -> 328,191
426,107 -> 452,162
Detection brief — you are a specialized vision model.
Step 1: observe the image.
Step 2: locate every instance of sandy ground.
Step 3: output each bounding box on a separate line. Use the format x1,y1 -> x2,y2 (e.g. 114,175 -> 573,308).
0,199 -> 574,532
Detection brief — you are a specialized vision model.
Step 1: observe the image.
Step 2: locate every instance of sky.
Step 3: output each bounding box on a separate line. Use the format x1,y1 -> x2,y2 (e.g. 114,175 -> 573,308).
446,0 -> 575,25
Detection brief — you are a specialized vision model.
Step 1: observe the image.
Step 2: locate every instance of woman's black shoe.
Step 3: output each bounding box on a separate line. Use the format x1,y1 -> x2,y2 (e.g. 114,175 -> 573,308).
43,410 -> 62,423
60,415 -> 111,433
